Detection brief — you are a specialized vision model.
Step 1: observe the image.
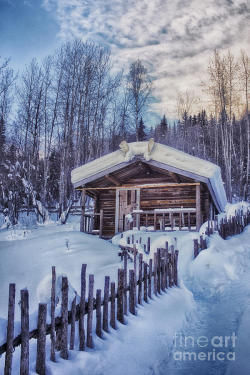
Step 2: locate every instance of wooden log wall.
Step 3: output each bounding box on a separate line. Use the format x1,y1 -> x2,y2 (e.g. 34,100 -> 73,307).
139,185 -> 211,229
97,190 -> 116,237
87,180 -> 212,236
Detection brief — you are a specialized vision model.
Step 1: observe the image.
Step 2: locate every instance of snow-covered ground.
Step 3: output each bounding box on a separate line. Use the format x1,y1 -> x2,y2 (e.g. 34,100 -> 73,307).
0,203 -> 250,374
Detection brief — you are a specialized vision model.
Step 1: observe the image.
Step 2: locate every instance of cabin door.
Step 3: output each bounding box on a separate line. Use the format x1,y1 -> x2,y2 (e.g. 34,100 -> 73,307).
116,189 -> 140,233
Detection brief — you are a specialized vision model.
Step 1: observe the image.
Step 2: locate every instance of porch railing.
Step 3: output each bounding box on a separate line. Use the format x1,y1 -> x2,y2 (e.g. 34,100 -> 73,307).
131,208 -> 198,231
80,209 -> 104,237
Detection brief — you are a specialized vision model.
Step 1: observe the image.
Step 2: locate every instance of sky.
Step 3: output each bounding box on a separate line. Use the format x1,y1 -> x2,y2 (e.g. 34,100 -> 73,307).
1,0 -> 250,120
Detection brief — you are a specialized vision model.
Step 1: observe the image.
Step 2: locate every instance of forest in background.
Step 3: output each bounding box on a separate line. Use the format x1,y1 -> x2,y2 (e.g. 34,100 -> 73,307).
0,39 -> 249,225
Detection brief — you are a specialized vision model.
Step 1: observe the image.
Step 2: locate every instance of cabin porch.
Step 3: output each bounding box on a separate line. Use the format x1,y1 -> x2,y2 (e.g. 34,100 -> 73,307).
79,180 -> 212,238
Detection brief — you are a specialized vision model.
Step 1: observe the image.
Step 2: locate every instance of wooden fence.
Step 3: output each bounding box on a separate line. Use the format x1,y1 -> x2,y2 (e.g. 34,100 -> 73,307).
81,209 -> 104,237
131,208 -> 197,231
1,242 -> 178,375
193,209 -> 250,258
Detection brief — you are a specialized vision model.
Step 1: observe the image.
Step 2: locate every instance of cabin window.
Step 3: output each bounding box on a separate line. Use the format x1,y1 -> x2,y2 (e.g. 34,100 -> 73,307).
127,190 -> 131,205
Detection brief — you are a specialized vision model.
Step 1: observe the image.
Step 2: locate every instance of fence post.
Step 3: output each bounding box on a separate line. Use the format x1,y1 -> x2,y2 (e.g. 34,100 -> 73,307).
117,269 -> 124,324
60,276 -> 68,360
160,250 -> 165,291
153,252 -> 158,296
163,249 -> 168,290
138,253 -> 143,305
147,237 -> 150,253
129,270 -> 136,315
157,248 -> 161,294
96,289 -> 102,338
133,248 -> 137,306
174,250 -> 179,286
110,282 -> 116,329
193,239 -> 199,258
36,303 -> 47,375
50,266 -> 56,361
123,252 -> 128,315
148,259 -> 152,299
168,251 -> 172,288
103,276 -> 110,332
70,296 -> 76,350
87,274 -> 94,348
169,245 -> 175,287
79,264 -> 87,351
4,283 -> 15,375
20,289 -> 29,375
143,262 -> 148,303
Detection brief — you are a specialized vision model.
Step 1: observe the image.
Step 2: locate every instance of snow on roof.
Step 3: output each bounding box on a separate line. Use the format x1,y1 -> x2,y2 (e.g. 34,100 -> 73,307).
71,141 -> 227,212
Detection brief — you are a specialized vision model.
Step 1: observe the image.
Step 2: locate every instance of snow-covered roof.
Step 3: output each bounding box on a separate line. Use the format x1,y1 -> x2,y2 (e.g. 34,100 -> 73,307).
71,141 -> 227,212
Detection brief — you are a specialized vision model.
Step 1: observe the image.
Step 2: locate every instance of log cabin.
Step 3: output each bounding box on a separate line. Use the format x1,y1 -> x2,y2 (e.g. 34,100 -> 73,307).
71,140 -> 227,239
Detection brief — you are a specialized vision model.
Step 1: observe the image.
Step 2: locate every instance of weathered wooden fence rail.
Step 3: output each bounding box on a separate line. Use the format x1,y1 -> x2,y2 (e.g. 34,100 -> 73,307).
193,209 -> 250,258
131,208 -> 197,231
1,241 -> 178,374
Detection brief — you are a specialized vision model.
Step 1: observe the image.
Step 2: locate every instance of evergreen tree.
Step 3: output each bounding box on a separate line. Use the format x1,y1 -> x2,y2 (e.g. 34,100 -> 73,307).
138,117 -> 147,141
160,114 -> 168,137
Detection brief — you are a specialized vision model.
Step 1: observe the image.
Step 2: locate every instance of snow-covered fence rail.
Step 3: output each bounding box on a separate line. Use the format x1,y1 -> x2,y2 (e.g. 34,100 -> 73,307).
193,209 -> 250,258
1,243 -> 179,375
217,210 -> 250,239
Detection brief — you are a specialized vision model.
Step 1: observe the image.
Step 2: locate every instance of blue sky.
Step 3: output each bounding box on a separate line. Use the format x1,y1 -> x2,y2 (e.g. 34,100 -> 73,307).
0,0 -> 59,69
1,0 -> 250,118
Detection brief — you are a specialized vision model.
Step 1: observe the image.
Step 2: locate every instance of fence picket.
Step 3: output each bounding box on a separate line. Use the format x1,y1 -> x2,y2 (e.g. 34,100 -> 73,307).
60,276 -> 68,360
153,252 -> 158,296
123,252 -> 128,315
20,289 -> 29,375
50,266 -> 56,361
4,283 -> 15,375
174,250 -> 179,286
36,303 -> 47,375
96,289 -> 102,338
117,269 -> 124,324
70,296 -> 76,350
157,248 -> 161,294
103,276 -> 110,332
133,248 -> 137,306
87,274 -> 94,348
164,249 -> 168,289
129,270 -> 136,315
143,262 -> 148,303
79,264 -> 87,351
148,259 -> 152,299
138,253 -> 143,305
110,282 -> 116,329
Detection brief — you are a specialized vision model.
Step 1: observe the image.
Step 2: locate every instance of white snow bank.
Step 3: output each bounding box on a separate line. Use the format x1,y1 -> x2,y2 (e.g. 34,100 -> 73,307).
0,228 -> 33,241
225,201 -> 250,218
199,220 -> 216,236
37,274 -> 79,310
186,227 -> 250,297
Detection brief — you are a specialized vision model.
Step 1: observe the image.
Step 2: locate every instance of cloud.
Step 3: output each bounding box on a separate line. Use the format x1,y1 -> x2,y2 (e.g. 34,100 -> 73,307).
42,0 -> 250,119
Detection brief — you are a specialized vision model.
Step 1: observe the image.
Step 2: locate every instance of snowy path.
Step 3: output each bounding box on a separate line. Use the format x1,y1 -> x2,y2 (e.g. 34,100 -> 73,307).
161,282 -> 250,375
161,228 -> 250,375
